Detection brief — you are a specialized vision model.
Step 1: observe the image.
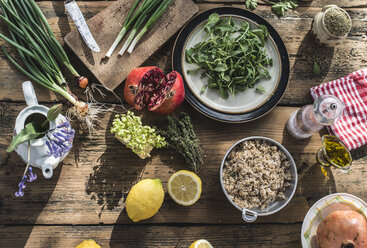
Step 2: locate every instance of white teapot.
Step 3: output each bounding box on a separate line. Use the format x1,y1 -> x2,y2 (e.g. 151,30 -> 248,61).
13,81 -> 74,178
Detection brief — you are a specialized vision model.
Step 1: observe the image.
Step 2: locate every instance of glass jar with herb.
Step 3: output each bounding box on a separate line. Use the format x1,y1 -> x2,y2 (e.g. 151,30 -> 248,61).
312,5 -> 352,46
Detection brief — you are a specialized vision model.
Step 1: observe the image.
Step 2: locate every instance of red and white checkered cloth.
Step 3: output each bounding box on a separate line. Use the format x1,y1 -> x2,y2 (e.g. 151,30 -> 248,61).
310,68 -> 367,150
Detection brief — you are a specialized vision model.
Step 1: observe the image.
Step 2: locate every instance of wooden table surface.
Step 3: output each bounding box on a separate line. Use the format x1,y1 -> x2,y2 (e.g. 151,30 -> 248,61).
0,0 -> 367,247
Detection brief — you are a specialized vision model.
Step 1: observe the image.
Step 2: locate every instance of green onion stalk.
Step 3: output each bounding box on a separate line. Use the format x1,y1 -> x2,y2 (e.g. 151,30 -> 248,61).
105,0 -> 146,58
118,0 -> 161,56
0,0 -> 101,133
127,0 -> 174,54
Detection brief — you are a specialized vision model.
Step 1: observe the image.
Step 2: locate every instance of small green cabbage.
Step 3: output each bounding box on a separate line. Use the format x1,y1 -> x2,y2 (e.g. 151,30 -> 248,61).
110,111 -> 166,159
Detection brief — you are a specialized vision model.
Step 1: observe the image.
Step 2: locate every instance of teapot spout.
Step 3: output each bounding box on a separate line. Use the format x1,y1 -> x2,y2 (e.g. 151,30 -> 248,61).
42,165 -> 53,179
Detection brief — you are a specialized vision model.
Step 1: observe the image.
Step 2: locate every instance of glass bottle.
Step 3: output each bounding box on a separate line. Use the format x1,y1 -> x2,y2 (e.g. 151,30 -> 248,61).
286,95 -> 344,140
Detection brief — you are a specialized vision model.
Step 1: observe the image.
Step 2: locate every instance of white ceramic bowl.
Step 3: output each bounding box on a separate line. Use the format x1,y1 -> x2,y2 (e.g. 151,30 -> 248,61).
301,193 -> 367,248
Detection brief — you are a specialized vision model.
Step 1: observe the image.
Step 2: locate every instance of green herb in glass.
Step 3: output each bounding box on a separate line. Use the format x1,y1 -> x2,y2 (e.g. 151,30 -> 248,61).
324,7 -> 352,37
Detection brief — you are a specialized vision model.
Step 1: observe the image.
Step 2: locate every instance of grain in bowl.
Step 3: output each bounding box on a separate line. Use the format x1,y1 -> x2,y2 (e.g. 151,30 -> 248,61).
222,139 -> 292,210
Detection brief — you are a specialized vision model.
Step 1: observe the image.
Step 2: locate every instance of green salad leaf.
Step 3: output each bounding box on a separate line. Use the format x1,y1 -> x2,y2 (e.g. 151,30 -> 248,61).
245,0 -> 298,16
271,0 -> 298,16
186,14 -> 272,99
246,0 -> 258,10
313,61 -> 321,75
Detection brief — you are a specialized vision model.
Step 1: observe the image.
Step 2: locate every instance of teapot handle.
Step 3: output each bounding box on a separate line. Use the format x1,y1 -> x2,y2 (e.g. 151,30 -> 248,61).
42,165 -> 53,179
22,81 -> 38,106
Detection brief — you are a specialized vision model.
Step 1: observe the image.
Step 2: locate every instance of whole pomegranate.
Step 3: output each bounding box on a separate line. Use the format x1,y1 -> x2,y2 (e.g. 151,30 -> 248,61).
317,210 -> 367,248
124,66 -> 185,115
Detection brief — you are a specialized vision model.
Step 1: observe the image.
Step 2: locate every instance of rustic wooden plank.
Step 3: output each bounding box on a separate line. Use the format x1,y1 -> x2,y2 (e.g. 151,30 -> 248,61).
64,0 -> 199,90
0,224 -> 302,247
1,103 -> 367,225
198,0 -> 367,8
46,0 -> 367,9
0,2 -> 366,104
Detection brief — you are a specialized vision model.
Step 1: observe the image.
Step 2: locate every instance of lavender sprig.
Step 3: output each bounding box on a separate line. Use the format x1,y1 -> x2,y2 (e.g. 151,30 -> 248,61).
15,166 -> 37,197
15,140 -> 38,197
46,120 -> 75,158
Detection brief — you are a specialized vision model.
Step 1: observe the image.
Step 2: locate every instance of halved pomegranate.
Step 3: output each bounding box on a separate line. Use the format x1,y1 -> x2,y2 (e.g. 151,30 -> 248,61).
124,67 -> 185,115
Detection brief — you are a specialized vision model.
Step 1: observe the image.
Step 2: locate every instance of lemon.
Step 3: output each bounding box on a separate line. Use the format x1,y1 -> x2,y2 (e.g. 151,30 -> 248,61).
126,179 -> 164,222
189,239 -> 214,248
75,240 -> 101,248
168,170 -> 202,206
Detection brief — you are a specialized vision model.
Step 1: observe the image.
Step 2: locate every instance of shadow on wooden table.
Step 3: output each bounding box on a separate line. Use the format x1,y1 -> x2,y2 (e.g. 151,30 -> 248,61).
281,126 -> 337,206
290,30 -> 335,104
85,107 -> 151,217
0,145 -> 61,247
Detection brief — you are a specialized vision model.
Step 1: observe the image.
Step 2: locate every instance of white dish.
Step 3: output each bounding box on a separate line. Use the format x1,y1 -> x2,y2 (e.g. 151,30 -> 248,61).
301,193 -> 367,248
182,15 -> 281,114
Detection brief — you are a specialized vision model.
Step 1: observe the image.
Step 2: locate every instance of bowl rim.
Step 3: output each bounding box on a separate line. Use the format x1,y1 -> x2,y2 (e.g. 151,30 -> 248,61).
219,136 -> 298,217
300,192 -> 367,248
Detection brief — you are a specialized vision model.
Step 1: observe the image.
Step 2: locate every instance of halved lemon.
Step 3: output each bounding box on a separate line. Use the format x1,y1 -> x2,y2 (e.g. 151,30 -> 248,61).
167,170 -> 202,206
189,239 -> 214,248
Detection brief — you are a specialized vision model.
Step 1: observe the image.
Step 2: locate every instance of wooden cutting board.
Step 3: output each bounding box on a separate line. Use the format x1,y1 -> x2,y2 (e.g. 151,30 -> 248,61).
64,0 -> 198,91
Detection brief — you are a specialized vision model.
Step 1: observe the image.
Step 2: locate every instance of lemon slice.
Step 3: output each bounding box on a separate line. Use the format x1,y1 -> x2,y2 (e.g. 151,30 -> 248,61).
168,170 -> 202,206
189,239 -> 214,248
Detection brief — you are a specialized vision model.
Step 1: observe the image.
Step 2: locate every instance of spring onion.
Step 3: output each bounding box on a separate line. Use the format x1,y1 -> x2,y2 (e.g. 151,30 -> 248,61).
105,0 -> 143,58
0,0 -> 101,132
127,0 -> 174,54
118,0 -> 161,56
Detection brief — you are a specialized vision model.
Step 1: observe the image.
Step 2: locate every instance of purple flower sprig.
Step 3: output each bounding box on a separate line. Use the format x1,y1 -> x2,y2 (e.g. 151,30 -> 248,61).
46,120 -> 75,158
15,166 -> 37,197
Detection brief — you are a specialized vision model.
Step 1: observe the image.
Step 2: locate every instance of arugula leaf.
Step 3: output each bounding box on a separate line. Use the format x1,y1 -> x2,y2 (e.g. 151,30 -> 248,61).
215,63 -> 228,72
185,13 -> 273,99
256,86 -> 267,93
313,61 -> 321,75
246,0 -> 258,10
272,0 -> 298,16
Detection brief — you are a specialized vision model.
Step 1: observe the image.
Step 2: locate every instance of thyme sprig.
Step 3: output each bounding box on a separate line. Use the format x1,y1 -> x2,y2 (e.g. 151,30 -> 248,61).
159,112 -> 204,173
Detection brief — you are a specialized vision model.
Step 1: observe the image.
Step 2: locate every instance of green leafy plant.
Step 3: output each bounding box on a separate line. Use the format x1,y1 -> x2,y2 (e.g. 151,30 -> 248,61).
7,104 -> 62,152
246,0 -> 258,10
245,0 -> 298,16
159,112 -> 204,173
271,0 -> 298,16
186,14 -> 272,99
256,86 -> 267,93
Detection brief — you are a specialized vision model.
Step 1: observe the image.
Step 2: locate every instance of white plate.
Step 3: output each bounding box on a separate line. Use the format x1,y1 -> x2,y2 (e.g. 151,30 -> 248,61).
182,15 -> 281,114
301,193 -> 367,248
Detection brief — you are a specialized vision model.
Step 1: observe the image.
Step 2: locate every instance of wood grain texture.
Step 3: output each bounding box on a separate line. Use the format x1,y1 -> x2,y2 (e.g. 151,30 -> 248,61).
197,0 -> 367,8
1,1 -> 367,247
0,2 -> 366,105
0,224 -> 302,248
64,0 -> 199,90
1,103 -> 367,225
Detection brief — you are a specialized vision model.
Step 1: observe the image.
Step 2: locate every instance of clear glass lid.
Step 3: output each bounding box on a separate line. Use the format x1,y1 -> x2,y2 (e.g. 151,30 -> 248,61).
313,95 -> 345,126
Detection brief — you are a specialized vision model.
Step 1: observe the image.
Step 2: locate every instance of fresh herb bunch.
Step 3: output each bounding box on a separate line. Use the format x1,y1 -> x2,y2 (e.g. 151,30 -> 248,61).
0,0 -> 102,134
159,112 -> 204,173
246,0 -> 298,16
185,13 -> 273,99
110,111 -> 166,159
